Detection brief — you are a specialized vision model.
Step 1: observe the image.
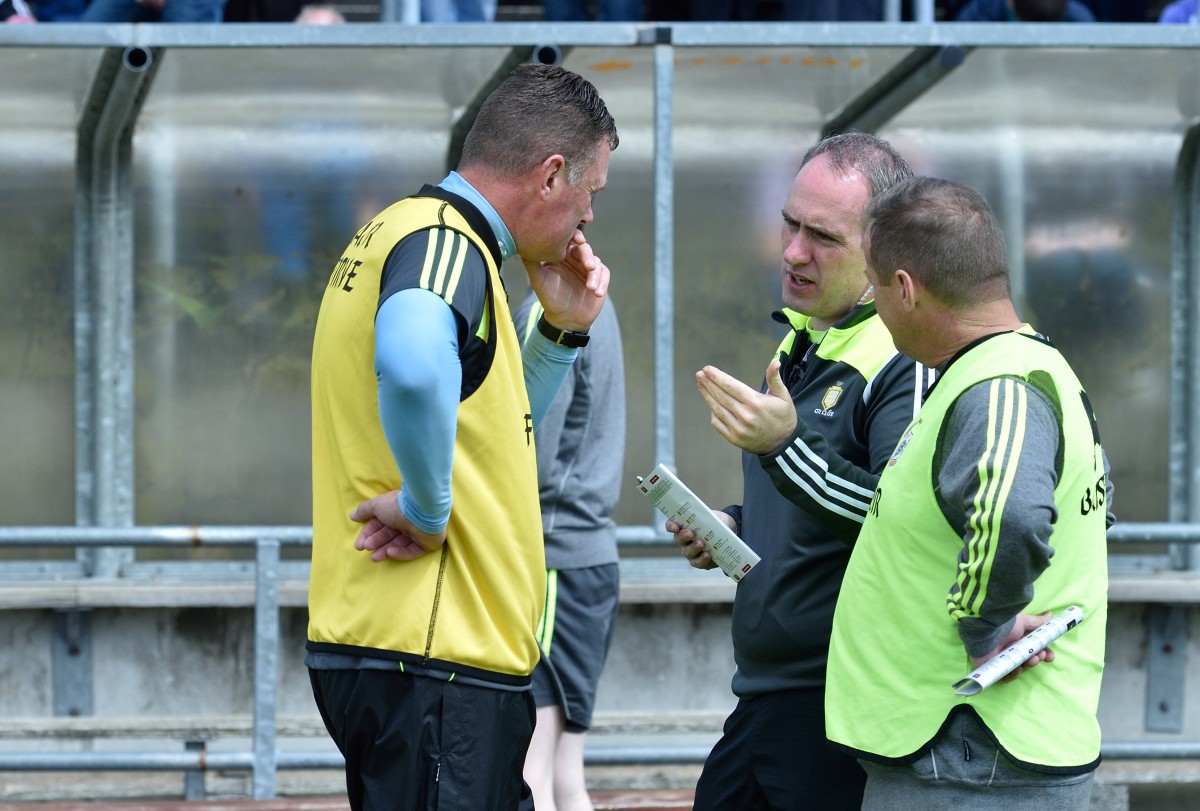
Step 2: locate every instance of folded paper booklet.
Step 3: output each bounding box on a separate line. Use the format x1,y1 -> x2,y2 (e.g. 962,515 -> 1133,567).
635,463 -> 760,583
953,605 -> 1085,696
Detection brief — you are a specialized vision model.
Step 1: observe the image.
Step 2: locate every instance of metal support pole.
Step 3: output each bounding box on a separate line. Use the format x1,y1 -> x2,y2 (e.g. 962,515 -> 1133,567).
252,537 -> 281,799
652,29 -> 675,482
1169,122 -> 1200,571
1145,604 -> 1190,732
184,740 -> 206,800
379,0 -> 419,22
51,609 -> 94,718
74,45 -> 160,577
912,0 -> 935,22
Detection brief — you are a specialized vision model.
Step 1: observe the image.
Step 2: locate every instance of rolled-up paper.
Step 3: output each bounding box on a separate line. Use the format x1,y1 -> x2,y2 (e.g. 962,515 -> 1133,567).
953,606 -> 1084,696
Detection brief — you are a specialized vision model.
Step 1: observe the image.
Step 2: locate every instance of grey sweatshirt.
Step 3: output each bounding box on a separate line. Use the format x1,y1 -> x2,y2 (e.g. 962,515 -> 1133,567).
513,295 -> 626,569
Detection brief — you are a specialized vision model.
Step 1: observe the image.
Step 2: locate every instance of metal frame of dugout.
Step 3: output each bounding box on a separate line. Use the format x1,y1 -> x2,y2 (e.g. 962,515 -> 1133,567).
3,22 -> 1200,799
0,524 -> 1195,799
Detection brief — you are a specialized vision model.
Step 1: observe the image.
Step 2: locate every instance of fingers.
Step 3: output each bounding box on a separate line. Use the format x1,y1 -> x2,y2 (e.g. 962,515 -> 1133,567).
527,235 -> 609,332
568,230 -> 595,265
587,258 -> 610,297
350,490 -> 444,562
564,236 -> 608,297
560,233 -> 597,276
699,388 -> 736,443
358,524 -> 438,562
764,359 -> 789,400
698,365 -> 795,454
378,536 -> 433,562
677,535 -> 713,568
668,522 -> 716,570
350,491 -> 400,526
700,365 -> 751,397
354,518 -> 394,552
668,521 -> 695,543
697,366 -> 755,419
348,496 -> 377,525
696,368 -> 741,439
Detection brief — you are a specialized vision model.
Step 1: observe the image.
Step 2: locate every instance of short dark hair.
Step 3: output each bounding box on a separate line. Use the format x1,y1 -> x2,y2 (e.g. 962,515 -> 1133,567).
865,176 -> 1011,308
459,64 -> 619,186
800,131 -> 914,200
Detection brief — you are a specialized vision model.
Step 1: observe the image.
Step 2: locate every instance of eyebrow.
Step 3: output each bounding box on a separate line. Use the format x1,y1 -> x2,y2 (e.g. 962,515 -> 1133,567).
785,211 -> 844,244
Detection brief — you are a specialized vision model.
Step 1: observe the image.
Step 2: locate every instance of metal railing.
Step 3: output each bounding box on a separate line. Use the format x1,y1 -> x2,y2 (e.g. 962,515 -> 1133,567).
0,522 -> 1198,798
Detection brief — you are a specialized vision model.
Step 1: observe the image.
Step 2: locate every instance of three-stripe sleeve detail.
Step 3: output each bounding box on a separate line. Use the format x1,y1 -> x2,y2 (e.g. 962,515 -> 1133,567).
772,360 -> 933,526
951,377 -> 1028,618
418,229 -> 469,305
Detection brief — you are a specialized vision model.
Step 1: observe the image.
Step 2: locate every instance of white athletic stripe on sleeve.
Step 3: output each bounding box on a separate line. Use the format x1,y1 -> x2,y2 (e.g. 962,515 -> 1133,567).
775,442 -> 874,523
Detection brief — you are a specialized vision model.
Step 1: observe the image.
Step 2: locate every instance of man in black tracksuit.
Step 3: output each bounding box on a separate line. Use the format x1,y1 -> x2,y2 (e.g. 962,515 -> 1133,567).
670,132 -> 933,810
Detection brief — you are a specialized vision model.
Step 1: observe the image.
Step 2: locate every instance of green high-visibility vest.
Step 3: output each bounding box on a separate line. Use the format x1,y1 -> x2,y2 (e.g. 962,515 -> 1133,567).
826,329 -> 1108,771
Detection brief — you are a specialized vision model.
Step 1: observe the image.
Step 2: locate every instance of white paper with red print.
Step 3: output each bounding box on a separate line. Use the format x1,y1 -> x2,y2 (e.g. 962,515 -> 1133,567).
635,463 -> 760,583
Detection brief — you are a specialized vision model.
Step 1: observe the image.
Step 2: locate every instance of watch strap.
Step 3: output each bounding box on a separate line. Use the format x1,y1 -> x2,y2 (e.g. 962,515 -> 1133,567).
535,315 -> 590,348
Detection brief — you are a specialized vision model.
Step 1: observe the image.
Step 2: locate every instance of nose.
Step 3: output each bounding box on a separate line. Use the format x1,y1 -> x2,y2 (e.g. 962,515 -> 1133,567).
580,205 -> 594,226
783,232 -> 810,266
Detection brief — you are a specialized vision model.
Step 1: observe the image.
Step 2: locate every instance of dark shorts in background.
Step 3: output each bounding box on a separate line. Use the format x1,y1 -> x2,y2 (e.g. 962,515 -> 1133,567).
531,563 -> 620,732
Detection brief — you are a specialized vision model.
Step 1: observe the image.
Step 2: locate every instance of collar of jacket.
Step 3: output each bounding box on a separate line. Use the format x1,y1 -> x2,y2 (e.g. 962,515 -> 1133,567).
771,301 -> 879,334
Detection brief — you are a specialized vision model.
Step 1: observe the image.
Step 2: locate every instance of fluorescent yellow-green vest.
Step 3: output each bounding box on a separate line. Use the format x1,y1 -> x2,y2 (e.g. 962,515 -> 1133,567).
308,194 -> 544,681
826,330 -> 1108,770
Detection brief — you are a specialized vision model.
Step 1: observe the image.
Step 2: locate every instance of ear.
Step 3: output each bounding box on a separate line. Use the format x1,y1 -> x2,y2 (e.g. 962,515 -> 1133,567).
894,269 -> 918,312
537,154 -> 567,200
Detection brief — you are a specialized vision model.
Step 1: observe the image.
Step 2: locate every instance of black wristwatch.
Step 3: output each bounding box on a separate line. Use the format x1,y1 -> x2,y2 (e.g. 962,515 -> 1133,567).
535,315 -> 590,348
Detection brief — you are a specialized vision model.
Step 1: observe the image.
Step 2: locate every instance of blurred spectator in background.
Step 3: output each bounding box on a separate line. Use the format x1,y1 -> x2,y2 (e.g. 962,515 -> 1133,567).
421,0 -> 493,21
778,0 -> 881,18
1081,0 -> 1147,20
1159,0 -> 1197,21
687,0 -> 881,20
81,0 -> 226,21
294,1 -> 343,20
2,0 -> 37,19
225,0 -> 339,21
33,0 -> 85,19
224,0 -> 302,20
955,0 -> 1096,19
542,0 -> 640,22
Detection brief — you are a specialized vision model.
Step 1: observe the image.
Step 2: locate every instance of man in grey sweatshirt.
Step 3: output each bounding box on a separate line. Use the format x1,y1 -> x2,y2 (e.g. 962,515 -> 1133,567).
514,293 -> 626,811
